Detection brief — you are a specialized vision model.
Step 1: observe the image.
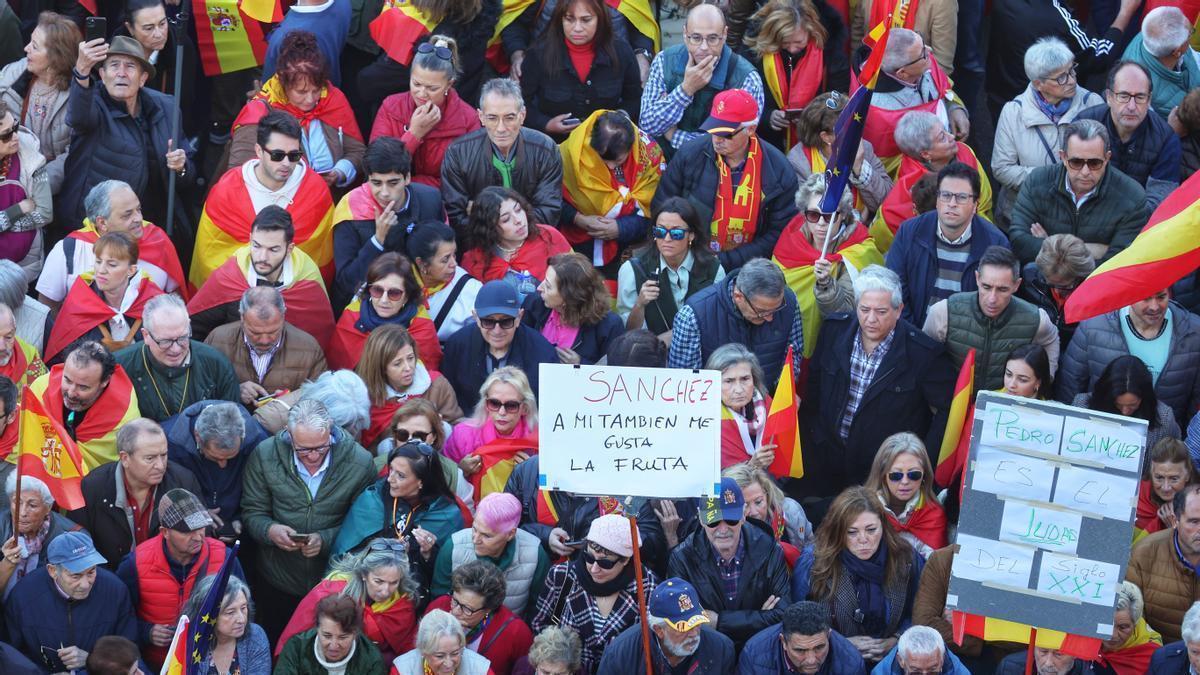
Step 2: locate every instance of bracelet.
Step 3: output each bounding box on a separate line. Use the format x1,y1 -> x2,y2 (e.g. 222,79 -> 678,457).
72,68 -> 89,82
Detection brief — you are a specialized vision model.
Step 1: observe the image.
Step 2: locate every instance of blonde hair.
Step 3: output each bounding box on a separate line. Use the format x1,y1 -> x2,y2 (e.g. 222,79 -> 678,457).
863,432 -> 938,508
745,0 -> 827,57
722,462 -> 784,516
473,366 -> 539,429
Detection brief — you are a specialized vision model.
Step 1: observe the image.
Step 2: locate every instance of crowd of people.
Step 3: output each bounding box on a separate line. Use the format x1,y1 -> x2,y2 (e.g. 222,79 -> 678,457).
2,0 -> 1200,672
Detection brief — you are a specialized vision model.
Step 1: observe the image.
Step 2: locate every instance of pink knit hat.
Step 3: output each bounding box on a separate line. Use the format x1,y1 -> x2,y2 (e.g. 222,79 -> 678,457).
586,514 -> 641,557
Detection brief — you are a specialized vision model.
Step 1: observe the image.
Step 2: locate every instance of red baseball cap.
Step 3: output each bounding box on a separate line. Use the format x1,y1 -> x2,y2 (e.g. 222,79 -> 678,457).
700,89 -> 758,136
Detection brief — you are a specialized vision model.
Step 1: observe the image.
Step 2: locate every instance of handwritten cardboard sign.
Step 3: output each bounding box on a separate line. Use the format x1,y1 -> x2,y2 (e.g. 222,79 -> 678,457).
538,364 -> 722,498
946,392 -> 1147,640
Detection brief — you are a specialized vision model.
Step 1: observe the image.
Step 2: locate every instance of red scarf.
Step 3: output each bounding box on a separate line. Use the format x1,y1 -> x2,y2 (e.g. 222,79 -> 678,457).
886,499 -> 948,550
774,218 -> 872,268
233,77 -> 363,142
1135,481 -> 1168,536
711,135 -> 764,252
1095,641 -> 1160,675
763,48 -> 824,150
566,40 -> 595,82
461,224 -> 571,283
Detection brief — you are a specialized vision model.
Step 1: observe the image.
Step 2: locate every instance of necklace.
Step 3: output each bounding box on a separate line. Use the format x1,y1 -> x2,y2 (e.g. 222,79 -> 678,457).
141,346 -> 191,416
496,243 -> 519,260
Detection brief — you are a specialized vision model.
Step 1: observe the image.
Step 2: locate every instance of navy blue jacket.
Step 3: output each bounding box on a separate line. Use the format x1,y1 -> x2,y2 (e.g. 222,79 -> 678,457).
596,624 -> 736,675
521,292 -> 625,365
883,211 -> 1011,327
1147,640 -> 1188,674
5,567 -> 137,673
442,322 -> 559,411
0,641 -> 39,675
162,400 -> 268,541
737,623 -> 866,674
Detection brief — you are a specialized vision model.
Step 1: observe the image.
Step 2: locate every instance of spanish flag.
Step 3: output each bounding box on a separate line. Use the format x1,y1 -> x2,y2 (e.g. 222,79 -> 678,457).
238,0 -> 282,23
469,435 -> 538,502
934,348 -> 974,488
1064,170 -> 1200,324
28,365 -> 140,471
761,345 -> 803,478
487,0 -> 538,72
17,387 -> 86,510
160,614 -> 190,675
952,612 -> 1104,661
193,0 -> 268,76
603,0 -> 660,52
370,0 -> 440,66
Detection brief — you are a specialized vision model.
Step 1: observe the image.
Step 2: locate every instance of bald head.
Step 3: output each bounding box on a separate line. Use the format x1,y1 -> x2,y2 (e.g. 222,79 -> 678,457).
686,3 -> 725,28
684,4 -> 727,60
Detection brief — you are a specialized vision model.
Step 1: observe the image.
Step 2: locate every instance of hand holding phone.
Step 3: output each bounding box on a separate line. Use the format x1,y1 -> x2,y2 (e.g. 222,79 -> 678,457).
288,532 -> 311,543
85,16 -> 107,43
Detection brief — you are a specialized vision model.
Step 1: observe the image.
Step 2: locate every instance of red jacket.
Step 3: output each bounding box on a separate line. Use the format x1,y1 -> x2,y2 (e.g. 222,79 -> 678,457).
370,89 -> 481,189
425,595 -> 532,675
132,536 -> 227,666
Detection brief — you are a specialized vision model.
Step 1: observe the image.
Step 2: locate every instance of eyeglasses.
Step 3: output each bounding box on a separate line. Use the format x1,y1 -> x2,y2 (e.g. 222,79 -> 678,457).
1048,278 -> 1082,292
936,191 -> 975,205
1044,65 -> 1077,86
0,126 -> 15,142
144,328 -> 191,350
704,518 -> 742,528
744,296 -> 785,320
293,441 -> 332,457
479,316 -> 517,330
803,210 -> 832,224
898,46 -> 928,71
263,148 -> 303,163
1111,90 -> 1150,105
368,540 -> 406,552
485,398 -> 522,413
368,284 -> 405,301
653,226 -> 689,240
1065,157 -> 1106,171
392,428 -> 430,442
684,33 -> 724,47
888,470 -> 924,483
416,42 -> 453,61
450,596 -> 484,615
583,550 -> 625,570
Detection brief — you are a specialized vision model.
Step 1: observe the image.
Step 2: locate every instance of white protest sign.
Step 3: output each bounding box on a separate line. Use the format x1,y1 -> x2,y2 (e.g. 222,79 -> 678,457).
1051,465 -> 1138,521
1059,416 -> 1143,474
538,364 -> 722,498
1035,553 -> 1122,607
998,501 -> 1082,555
952,533 -> 1035,587
970,446 -> 1054,502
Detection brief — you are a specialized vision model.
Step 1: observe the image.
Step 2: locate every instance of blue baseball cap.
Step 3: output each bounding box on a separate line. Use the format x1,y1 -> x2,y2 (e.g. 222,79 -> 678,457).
700,477 -> 745,526
474,280 -> 520,318
649,578 -> 708,631
47,531 -> 107,573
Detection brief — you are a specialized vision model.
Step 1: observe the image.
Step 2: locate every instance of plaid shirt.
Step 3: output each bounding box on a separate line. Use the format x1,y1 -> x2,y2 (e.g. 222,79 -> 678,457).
839,329 -> 896,440
639,50 -> 766,149
711,535 -> 746,604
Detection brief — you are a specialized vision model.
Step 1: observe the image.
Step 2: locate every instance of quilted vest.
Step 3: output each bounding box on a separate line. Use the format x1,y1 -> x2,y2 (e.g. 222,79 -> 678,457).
689,274 -> 795,388
134,536 -> 227,664
944,292 -> 1041,391
449,528 -> 541,614
630,248 -> 721,335
660,44 -> 757,137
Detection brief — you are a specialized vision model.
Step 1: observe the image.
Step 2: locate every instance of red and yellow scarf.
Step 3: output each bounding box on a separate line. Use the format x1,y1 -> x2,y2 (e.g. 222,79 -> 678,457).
762,48 -> 825,151
712,136 -> 764,252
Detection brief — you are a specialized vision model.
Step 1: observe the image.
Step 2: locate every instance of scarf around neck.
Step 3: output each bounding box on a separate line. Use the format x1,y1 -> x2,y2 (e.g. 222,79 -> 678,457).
840,544 -> 889,636
572,549 -> 635,596
356,295 -> 420,333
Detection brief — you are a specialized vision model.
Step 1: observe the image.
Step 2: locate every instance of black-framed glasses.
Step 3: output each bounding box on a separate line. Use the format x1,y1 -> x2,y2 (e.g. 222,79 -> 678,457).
368,540 -> 406,552
479,316 -> 517,330
888,470 -> 924,483
263,148 -> 302,163
416,42 -> 453,61
1111,90 -> 1150,105
653,226 -> 688,240
1045,65 -> 1077,86
450,596 -> 484,615
0,125 -> 15,142
368,284 -> 405,301
485,398 -> 521,413
704,518 -> 742,528
744,297 -> 785,320
803,210 -> 832,224
898,46 -> 928,71
293,441 -> 332,457
144,328 -> 191,350
1065,157 -> 1105,171
936,191 -> 975,205
583,550 -> 624,569
392,428 -> 429,442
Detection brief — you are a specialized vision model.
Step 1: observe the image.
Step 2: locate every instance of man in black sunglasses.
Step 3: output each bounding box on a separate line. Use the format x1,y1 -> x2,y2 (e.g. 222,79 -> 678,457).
666,477 -> 790,650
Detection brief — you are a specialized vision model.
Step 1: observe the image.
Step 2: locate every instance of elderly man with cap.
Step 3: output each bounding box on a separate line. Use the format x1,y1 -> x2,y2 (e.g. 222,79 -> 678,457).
667,476 -> 791,649
652,89 -> 798,272
442,280 -> 558,412
115,489 -> 244,668
61,34 -> 194,235
4,531 -> 137,673
597,577 -> 735,674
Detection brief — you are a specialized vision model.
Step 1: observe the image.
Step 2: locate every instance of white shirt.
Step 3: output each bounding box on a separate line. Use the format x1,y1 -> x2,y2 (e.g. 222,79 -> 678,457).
242,159 -> 306,213
616,253 -> 727,326
104,279 -> 144,342
427,266 -> 482,340
1065,173 -> 1097,209
35,237 -> 178,302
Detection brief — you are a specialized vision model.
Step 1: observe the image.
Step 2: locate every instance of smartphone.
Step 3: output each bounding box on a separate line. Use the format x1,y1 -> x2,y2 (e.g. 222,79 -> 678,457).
563,539 -> 587,548
84,16 -> 107,43
783,108 -> 805,120
563,117 -> 581,126
288,532 -> 310,543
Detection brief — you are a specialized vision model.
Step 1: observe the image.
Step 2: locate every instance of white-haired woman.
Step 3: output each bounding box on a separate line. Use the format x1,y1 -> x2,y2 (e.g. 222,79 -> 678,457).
0,473 -> 77,598
1096,581 -> 1161,673
182,574 -> 271,675
512,626 -> 583,675
392,608 -> 492,675
443,367 -> 537,499
708,344 -> 776,470
254,369 -> 372,436
993,37 -> 1102,223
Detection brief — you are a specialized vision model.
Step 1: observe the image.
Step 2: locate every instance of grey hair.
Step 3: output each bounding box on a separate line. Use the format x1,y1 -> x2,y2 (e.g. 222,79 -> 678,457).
852,265 -> 903,308
143,294 -> 189,334
329,538 -> 419,603
0,261 -> 27,311
0,302 -> 14,330
882,28 -> 921,73
116,418 -> 166,458
528,626 -> 583,670
194,402 -> 246,452
1023,37 -> 1075,81
646,614 -> 669,631
894,110 -> 942,158
1182,602 -> 1200,644
705,343 -> 767,399
1142,6 -> 1192,58
239,286 -> 286,319
795,173 -> 857,225
1060,118 -> 1110,154
288,398 -> 334,435
734,258 -> 786,302
298,370 -> 371,437
480,78 -> 524,110
83,180 -> 133,223
417,609 -> 465,654
5,473 -> 54,507
182,575 -> 253,627
897,625 -> 945,658
412,35 -> 459,81
1114,581 -> 1144,623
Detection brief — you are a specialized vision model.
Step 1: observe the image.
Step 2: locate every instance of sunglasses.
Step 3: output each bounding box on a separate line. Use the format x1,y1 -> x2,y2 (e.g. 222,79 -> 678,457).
823,91 -> 843,110
264,148 -> 303,163
653,226 -> 689,240
803,210 -> 832,224
417,42 -> 453,61
583,550 -> 624,570
888,470 -> 924,483
368,540 -> 406,552
1065,157 -> 1105,171
704,518 -> 742,528
485,398 -> 522,413
368,284 -> 405,301
393,428 -> 429,442
0,126 -> 15,142
479,316 -> 517,330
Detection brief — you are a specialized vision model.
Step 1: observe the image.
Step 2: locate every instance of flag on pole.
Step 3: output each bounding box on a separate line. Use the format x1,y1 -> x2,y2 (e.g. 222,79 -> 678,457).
161,542 -> 241,675
369,0 -> 440,66
17,387 -> 86,510
762,345 -> 803,478
1064,170 -> 1200,323
238,0 -> 282,23
934,349 -> 975,488
951,611 -> 1104,661
159,615 -> 190,675
193,0 -> 268,76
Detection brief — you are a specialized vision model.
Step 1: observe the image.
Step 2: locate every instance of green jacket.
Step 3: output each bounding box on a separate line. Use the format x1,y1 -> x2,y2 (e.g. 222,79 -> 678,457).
275,628 -> 383,675
332,482 -> 464,557
1125,32 -> 1200,119
114,341 -> 240,422
1008,163 -> 1148,265
241,427 -> 376,593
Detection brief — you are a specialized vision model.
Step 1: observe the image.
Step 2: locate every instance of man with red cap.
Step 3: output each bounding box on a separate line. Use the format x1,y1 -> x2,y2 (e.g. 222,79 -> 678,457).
652,89 -> 798,272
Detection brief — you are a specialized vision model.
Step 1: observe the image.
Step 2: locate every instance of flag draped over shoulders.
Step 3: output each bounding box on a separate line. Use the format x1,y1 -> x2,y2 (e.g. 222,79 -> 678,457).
29,365 -> 140,471
16,387 -> 87,509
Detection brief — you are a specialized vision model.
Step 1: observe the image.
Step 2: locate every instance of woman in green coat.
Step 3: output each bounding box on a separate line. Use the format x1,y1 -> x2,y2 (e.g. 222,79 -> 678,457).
276,595 -> 384,675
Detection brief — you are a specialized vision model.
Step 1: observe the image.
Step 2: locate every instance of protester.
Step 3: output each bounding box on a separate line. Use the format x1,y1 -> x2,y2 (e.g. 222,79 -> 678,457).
710,344 -> 774,470
521,252 -> 623,365
425,560 -> 534,675
1073,355 -> 1182,457
252,368 -> 374,437
0,260 -> 49,350
863,432 -> 948,558
512,626 -> 583,675
392,608 -> 494,675
83,636 -> 143,675
0,473 -> 79,600
1138,439 -> 1198,542
356,324 -> 462,449
912,545 -> 984,662
738,600 -> 866,674
1017,234 -> 1095,349
276,594 -> 385,674
1003,344 -> 1053,399
443,367 -> 538,494
1127,484 -> 1200,642
723,462 -> 813,554
1148,601 -> 1200,673
0,102 -> 49,278
1090,581 -> 1163,673
116,0 -> 200,137
871,625 -> 970,674
460,186 -> 571,291
375,399 -> 475,510
180,575 -> 272,675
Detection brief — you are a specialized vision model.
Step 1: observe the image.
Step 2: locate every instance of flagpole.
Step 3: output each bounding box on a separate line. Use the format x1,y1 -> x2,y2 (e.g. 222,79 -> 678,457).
818,213 -> 836,260
11,386 -> 24,538
626,503 -> 652,675
1024,627 -> 1037,675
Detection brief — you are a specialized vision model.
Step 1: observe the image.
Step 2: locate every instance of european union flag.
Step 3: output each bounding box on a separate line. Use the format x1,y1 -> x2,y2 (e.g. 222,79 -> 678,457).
186,542 -> 240,675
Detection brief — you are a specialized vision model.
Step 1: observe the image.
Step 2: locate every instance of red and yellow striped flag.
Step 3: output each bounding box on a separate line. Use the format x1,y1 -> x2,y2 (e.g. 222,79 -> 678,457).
160,614 -> 190,675
239,0 -> 282,23
193,0 -> 268,76
17,387 -> 86,510
934,348 -> 974,488
952,611 -> 1103,661
1065,170 -> 1200,323
469,436 -> 538,502
762,345 -> 803,478
370,0 -> 440,66
604,0 -> 660,52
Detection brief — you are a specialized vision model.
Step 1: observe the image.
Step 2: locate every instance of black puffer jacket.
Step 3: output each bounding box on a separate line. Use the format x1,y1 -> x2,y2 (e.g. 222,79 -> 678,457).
520,39 -> 642,142
440,127 -> 563,233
